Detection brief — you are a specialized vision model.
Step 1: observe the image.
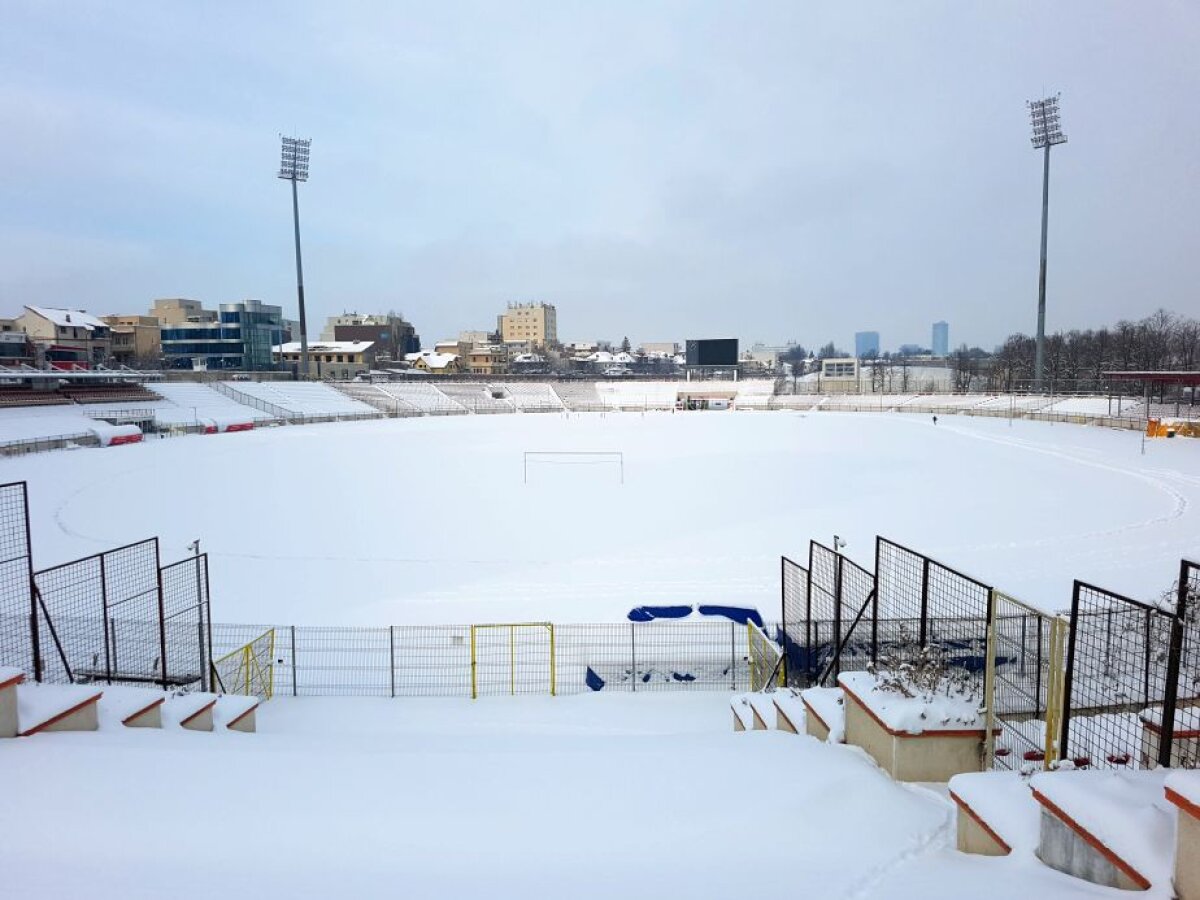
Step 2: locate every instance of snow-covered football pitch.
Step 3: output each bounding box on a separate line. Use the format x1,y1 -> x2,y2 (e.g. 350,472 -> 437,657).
1,411 -> 1197,899
4,410 -> 1197,623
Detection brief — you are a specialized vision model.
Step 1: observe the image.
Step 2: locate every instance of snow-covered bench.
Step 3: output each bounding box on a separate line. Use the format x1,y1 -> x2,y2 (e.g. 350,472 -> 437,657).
948,771 -> 1039,857
98,686 -> 167,728
215,695 -> 260,733
1166,771 -> 1200,900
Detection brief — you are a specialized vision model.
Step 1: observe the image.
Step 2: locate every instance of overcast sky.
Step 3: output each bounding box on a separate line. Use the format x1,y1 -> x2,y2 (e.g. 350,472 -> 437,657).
1,2 -> 1196,351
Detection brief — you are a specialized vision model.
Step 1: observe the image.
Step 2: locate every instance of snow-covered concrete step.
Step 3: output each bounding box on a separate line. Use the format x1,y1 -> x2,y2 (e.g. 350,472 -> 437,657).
98,686 -> 167,729
214,695 -> 260,733
16,682 -> 102,736
731,695 -> 754,731
1031,769 -> 1174,892
0,667 -> 24,738
948,771 -> 1038,856
163,692 -> 218,732
731,693 -> 780,731
773,692 -> 806,734
799,687 -> 844,743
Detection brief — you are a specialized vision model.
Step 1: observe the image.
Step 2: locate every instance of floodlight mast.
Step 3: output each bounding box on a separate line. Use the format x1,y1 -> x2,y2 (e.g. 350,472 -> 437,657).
1027,95 -> 1067,392
278,136 -> 312,378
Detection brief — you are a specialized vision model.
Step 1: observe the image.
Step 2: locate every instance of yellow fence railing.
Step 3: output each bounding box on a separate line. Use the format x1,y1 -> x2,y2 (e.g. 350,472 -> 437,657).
211,628 -> 275,700
747,623 -> 785,692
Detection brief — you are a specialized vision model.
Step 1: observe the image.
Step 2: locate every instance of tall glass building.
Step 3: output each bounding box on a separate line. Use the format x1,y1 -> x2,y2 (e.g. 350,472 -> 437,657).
932,321 -> 949,358
161,300 -> 284,371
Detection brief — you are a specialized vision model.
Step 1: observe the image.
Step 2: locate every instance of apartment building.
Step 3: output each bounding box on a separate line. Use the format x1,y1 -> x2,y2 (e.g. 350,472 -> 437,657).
497,302 -> 557,349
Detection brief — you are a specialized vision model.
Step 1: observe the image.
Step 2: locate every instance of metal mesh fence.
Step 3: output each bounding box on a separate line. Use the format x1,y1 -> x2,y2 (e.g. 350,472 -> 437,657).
0,482 -> 34,677
808,542 -> 840,680
159,554 -> 212,691
780,556 -> 809,686
210,620 -> 754,698
875,537 -> 991,687
32,539 -> 164,685
1061,580 -> 1182,769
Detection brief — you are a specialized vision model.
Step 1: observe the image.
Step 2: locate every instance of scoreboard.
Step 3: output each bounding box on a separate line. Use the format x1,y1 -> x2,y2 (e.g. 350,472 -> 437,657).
685,338 -> 739,367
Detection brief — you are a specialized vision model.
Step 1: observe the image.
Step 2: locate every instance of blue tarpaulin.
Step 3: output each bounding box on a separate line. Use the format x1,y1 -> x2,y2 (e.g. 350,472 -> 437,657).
585,667 -> 606,691
627,605 -> 693,622
697,605 -> 763,627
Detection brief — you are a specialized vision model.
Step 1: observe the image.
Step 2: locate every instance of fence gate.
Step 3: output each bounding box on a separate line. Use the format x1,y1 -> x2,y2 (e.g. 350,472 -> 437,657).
470,623 -> 556,699
985,591 -> 1067,770
747,623 -> 784,691
212,628 -> 275,699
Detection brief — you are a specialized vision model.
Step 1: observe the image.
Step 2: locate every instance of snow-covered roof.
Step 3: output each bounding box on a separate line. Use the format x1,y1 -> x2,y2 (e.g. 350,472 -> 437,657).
405,351 -> 459,369
25,306 -> 109,331
275,341 -> 374,354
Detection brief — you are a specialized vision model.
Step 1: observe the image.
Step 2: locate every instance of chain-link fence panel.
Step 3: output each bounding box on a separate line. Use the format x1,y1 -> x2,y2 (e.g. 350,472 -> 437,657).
0,482 -> 35,678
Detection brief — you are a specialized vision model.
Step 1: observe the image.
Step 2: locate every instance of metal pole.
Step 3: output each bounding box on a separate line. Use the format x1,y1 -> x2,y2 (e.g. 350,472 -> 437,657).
290,625 -> 298,697
630,623 -> 636,692
1034,142 -> 1051,391
389,626 -> 396,698
290,177 -> 310,379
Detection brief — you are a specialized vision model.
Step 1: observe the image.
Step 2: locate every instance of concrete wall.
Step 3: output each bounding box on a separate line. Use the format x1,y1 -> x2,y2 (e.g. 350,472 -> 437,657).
1036,807 -> 1144,892
843,688 -> 986,782
954,799 -> 1010,856
1172,794 -> 1200,900
0,680 -> 17,738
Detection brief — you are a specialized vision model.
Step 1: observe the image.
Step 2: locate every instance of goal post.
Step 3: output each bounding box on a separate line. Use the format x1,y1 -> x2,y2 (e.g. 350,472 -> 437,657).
470,622 -> 556,699
523,451 -> 624,484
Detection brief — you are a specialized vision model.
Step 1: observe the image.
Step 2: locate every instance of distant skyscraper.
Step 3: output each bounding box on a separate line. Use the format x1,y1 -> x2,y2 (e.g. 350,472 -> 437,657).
932,321 -> 949,357
855,331 -> 880,358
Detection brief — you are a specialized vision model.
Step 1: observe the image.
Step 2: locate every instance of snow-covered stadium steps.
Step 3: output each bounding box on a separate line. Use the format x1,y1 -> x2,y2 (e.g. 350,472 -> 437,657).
594,381 -> 677,410
0,675 -> 262,739
493,382 -> 564,412
224,381 -> 379,417
332,382 -> 420,415
435,382 -> 516,413
153,381 -> 275,423
373,382 -> 468,414
551,381 -> 603,411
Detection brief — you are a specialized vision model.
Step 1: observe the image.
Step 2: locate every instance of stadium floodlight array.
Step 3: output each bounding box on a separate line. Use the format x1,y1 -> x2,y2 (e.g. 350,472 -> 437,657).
1026,94 -> 1067,392
1027,95 -> 1067,149
277,136 -> 311,181
278,135 -> 312,377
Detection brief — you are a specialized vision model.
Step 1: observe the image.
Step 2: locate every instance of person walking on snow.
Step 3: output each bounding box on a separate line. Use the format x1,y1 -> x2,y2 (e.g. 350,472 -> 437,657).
932,415 -> 938,425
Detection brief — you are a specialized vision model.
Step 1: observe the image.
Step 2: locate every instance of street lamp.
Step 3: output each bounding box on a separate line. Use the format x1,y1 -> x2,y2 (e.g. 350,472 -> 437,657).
278,135 -> 311,378
1027,94 -> 1067,392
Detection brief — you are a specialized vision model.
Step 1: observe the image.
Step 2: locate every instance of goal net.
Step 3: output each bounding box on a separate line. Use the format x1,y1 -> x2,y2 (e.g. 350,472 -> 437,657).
523,451 -> 624,484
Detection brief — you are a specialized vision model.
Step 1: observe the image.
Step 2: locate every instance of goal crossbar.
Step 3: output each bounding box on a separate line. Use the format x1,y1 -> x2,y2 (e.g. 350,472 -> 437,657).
523,451 -> 624,484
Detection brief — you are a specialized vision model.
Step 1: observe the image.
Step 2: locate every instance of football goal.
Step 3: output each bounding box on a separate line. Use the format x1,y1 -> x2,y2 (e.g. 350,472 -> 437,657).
523,451 -> 624,484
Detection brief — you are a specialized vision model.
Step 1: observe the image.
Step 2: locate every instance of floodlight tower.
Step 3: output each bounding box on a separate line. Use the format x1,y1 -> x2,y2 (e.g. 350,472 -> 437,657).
1027,94 -> 1067,392
278,136 -> 312,378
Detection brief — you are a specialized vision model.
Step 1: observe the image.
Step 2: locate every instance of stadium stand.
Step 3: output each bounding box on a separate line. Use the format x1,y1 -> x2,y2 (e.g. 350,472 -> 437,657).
332,382 -> 421,415
222,381 -> 379,417
551,381 -> 603,411
595,381 -> 677,410
372,382 -> 468,414
494,382 -> 565,412
152,382 -> 276,425
435,382 -> 516,413
59,383 -> 162,404
0,388 -> 69,408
